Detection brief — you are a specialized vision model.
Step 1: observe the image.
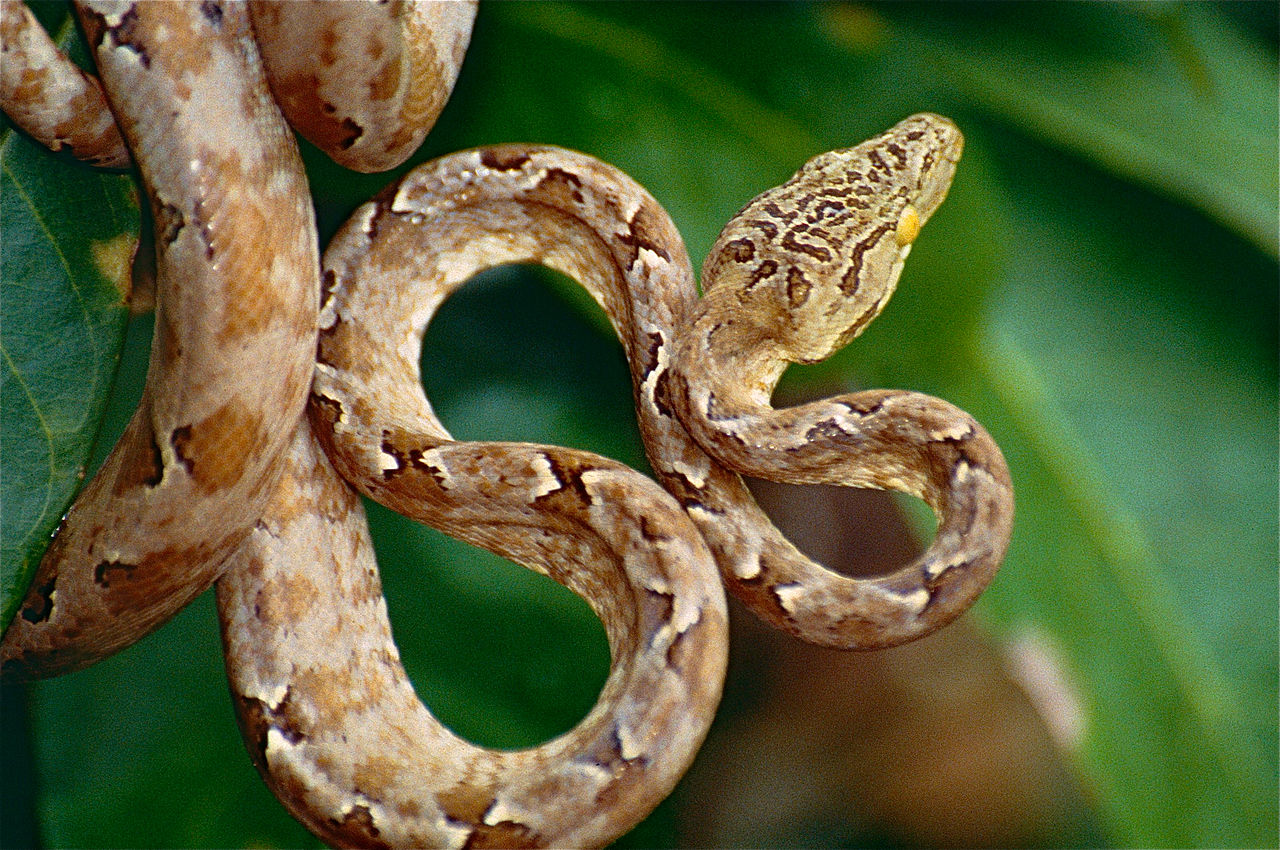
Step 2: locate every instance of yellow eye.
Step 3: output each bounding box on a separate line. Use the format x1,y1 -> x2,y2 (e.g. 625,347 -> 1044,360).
895,204 -> 921,246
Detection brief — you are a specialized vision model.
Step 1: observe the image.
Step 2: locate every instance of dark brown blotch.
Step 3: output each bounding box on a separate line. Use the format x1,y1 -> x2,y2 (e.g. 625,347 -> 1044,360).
744,219 -> 778,240
199,2 -> 223,26
379,434 -> 408,480
785,266 -> 812,308
407,448 -> 450,489
155,201 -> 185,247
781,230 -> 832,262
725,238 -> 755,263
537,167 -> 585,206
479,147 -> 532,171
638,330 -> 664,378
746,258 -> 778,288
103,5 -> 151,68
534,453 -> 593,507
328,806 -> 391,850
19,577 -> 57,624
170,425 -> 196,474
651,367 -> 678,419
463,822 -> 543,849
93,559 -> 138,588
616,203 -> 673,266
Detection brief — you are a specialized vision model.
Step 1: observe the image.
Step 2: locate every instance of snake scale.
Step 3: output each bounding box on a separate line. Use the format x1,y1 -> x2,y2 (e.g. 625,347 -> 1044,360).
0,2 -> 1012,847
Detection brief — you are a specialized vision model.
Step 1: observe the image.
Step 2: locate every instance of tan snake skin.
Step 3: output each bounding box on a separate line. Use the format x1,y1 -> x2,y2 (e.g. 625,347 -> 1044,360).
1,2 -> 1012,846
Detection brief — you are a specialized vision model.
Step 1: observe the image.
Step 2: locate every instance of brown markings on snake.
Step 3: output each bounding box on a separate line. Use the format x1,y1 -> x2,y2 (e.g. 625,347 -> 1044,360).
363,197 -> 395,243
379,435 -> 408,480
804,418 -> 852,444
319,269 -> 341,310
463,821 -> 543,850
479,147 -> 532,172
19,578 -> 57,624
191,197 -> 216,260
155,201 -> 186,247
641,587 -> 676,640
638,515 -> 671,543
234,690 -> 301,771
837,394 -> 889,418
744,219 -> 778,240
638,330 -> 664,378
437,783 -> 497,827
93,559 -> 138,588
171,426 -> 196,475
199,2 -> 224,27
724,238 -> 755,262
406,448 -> 449,489
587,726 -> 649,773
309,392 -> 344,431
106,423 -> 165,493
808,198 -> 846,222
535,453 -> 592,507
616,204 -> 673,267
335,117 -> 364,151
587,727 -> 652,814
169,402 -> 269,492
780,229 -> 831,263
838,222 -> 892,296
785,266 -> 812,308
746,258 -> 778,288
760,202 -> 795,223
91,5 -> 150,68
664,610 -> 703,670
328,806 -> 391,850
535,168 -> 586,207
650,366 -> 678,419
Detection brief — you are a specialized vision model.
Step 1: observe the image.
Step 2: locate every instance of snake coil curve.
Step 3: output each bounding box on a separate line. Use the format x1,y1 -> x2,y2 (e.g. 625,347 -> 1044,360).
1,2 -> 1012,847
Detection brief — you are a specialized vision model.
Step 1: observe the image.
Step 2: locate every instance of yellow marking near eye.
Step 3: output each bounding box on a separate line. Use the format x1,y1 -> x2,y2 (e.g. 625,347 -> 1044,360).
895,204 -> 921,246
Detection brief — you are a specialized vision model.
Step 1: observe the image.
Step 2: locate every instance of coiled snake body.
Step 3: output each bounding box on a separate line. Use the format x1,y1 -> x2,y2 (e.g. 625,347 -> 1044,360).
1,2 -> 1012,847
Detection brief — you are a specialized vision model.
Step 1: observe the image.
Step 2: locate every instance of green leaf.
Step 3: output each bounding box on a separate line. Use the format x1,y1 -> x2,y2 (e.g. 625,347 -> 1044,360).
877,2 -> 1279,257
0,123 -> 137,630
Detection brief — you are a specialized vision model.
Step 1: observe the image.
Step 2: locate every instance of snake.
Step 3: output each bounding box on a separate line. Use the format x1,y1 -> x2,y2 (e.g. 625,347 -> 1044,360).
0,2 -> 1013,847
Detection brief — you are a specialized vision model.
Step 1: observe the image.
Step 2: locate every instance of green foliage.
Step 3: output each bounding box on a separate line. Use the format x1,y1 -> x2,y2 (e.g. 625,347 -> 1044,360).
0,14 -> 136,632
2,3 -> 1275,848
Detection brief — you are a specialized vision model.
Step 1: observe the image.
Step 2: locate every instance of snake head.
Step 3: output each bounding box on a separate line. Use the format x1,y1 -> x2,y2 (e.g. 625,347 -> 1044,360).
700,113 -> 963,366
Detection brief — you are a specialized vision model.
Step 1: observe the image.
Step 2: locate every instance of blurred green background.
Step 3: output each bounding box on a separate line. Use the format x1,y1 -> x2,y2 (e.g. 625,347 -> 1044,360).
2,2 -> 1276,848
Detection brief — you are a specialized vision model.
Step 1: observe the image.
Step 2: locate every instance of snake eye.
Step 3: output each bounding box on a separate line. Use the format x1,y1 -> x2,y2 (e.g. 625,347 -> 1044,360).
895,204 -> 922,246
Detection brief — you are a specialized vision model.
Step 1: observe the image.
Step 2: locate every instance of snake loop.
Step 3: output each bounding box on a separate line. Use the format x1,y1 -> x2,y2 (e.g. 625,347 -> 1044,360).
264,144 -> 729,847
669,115 -> 1014,648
